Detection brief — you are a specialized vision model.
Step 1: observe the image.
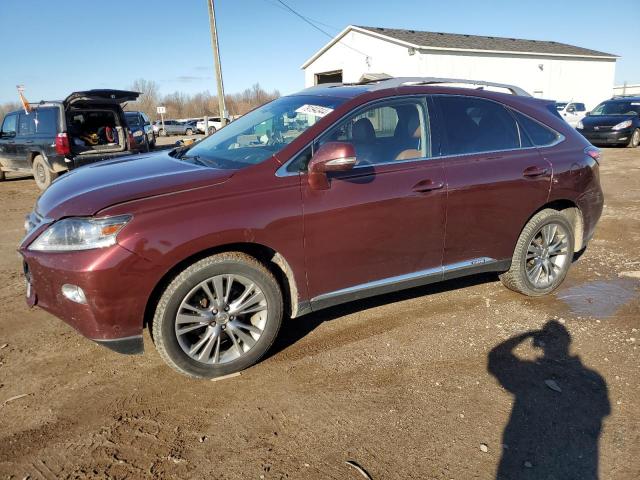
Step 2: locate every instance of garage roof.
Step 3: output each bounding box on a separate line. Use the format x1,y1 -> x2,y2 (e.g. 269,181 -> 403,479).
302,25 -> 617,68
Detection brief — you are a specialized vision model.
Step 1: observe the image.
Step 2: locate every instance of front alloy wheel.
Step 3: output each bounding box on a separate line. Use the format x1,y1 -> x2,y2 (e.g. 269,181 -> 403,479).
175,274 -> 267,364
152,253 -> 283,378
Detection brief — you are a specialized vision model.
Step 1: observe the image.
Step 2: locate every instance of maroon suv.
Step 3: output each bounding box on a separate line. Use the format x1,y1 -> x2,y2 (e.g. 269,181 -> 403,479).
19,78 -> 603,378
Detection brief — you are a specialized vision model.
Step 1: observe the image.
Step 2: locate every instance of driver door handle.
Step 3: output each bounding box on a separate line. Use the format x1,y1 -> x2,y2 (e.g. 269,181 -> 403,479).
412,179 -> 445,193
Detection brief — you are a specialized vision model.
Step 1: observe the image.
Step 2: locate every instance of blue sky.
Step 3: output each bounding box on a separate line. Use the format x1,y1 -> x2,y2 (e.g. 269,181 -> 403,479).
0,0 -> 637,103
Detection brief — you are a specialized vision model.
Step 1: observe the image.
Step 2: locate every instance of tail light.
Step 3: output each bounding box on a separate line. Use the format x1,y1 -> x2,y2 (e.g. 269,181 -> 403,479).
54,133 -> 70,156
584,146 -> 601,164
128,131 -> 136,148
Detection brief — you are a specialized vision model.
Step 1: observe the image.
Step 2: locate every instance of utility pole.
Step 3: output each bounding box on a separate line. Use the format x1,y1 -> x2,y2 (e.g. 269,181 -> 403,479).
206,0 -> 228,126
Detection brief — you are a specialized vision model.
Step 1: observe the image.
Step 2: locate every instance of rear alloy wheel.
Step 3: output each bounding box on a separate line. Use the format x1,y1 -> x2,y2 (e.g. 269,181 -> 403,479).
628,129 -> 640,148
500,209 -> 574,296
152,252 -> 283,378
32,155 -> 57,190
185,128 -> 193,136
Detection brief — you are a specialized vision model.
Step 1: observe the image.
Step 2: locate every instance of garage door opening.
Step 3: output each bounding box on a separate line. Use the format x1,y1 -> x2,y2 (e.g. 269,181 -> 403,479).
315,70 -> 343,85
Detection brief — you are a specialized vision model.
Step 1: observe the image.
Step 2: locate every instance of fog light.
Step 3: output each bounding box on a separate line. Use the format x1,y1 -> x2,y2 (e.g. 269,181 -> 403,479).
61,284 -> 87,304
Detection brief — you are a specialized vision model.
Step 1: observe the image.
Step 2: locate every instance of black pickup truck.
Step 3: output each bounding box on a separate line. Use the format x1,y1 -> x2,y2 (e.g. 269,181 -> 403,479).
0,89 -> 142,189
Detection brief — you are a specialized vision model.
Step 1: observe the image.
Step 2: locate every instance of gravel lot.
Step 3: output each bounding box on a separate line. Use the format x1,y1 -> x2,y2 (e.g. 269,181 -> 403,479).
0,147 -> 638,479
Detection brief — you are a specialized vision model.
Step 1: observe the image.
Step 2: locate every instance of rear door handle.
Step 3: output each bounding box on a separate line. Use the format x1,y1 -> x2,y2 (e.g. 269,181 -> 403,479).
412,179 -> 445,193
523,166 -> 549,178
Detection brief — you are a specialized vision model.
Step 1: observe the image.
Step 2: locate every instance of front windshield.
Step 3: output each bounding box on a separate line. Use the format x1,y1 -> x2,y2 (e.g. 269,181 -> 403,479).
181,95 -> 345,169
125,113 -> 142,126
591,100 -> 640,116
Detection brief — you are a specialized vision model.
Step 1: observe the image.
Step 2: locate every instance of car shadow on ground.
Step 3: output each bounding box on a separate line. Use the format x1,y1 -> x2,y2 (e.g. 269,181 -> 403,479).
487,320 -> 610,479
269,272 -> 500,358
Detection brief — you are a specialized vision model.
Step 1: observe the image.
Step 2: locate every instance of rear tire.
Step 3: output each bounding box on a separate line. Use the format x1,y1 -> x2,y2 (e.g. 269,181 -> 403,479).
500,209 -> 575,296
627,129 -> 640,148
151,252 -> 283,379
208,126 -> 216,135
185,128 -> 193,136
32,155 -> 57,190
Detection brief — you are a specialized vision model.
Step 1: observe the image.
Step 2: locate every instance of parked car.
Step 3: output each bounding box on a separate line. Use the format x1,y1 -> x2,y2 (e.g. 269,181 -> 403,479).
157,120 -> 196,136
183,120 -> 200,134
576,97 -> 640,147
125,111 -> 155,151
196,117 -> 227,134
0,89 -> 139,189
556,101 -> 587,128
20,78 -> 603,378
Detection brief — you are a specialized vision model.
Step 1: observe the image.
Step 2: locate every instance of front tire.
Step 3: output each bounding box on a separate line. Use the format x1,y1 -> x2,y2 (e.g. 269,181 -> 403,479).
627,129 -> 640,148
32,155 -> 57,190
185,128 -> 193,136
208,126 -> 216,135
152,252 -> 283,378
500,209 -> 574,296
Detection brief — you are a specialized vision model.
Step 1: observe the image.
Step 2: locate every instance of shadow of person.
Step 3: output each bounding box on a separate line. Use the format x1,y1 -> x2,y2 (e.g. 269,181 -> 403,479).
488,320 -> 610,480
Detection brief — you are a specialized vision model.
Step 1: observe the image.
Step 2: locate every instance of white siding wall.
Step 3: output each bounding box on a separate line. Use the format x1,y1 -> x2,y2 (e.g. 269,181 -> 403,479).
304,31 -> 616,110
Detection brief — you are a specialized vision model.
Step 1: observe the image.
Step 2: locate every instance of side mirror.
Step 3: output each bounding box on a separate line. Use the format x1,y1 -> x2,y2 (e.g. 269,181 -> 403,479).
308,141 -> 357,190
585,111 -> 591,116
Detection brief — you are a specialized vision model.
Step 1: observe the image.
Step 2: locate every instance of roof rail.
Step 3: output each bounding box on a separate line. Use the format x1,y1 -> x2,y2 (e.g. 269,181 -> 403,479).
362,77 -> 532,96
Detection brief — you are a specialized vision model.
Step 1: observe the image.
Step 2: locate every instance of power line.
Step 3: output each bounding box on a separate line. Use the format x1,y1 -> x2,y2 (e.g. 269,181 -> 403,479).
262,0 -> 339,32
267,0 -> 371,62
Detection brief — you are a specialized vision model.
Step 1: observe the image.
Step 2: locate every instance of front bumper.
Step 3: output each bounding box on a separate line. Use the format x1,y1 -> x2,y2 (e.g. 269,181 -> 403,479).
20,242 -> 161,354
578,128 -> 633,145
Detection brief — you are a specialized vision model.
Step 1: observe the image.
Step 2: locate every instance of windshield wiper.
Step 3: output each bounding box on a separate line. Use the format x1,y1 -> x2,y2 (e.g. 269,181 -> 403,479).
181,155 -> 208,167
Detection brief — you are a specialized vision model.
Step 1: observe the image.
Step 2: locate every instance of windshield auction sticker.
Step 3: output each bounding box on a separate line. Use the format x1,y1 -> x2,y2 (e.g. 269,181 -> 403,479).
295,104 -> 334,118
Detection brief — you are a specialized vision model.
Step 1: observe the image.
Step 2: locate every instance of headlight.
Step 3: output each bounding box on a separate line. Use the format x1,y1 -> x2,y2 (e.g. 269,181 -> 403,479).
612,120 -> 632,131
29,215 -> 132,251
576,120 -> 584,129
132,130 -> 144,137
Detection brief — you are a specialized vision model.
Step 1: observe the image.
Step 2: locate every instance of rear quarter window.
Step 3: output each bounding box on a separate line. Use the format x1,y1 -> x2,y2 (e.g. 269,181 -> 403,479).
34,107 -> 59,135
512,111 -> 560,147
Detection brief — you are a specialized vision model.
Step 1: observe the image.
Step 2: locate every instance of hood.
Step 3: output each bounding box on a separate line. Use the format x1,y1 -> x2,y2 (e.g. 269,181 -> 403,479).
64,89 -> 140,108
581,114 -> 637,127
36,151 -> 234,219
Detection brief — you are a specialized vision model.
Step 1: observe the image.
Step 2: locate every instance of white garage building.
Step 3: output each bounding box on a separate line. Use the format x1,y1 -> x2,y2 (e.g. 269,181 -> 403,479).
302,26 -> 617,109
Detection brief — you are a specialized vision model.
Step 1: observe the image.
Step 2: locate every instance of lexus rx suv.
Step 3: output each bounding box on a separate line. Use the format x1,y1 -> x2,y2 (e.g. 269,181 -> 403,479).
19,78 -> 604,378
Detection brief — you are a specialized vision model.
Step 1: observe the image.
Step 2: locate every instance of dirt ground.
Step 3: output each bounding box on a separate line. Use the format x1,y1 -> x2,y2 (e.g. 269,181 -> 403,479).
0,146 -> 638,480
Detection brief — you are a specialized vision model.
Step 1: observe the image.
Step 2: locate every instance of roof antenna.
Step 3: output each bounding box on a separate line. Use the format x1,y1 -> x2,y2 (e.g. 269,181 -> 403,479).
17,85 -> 32,114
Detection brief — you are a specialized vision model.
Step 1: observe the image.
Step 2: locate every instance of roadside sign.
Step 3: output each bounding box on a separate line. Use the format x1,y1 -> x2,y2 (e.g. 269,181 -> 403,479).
157,106 -> 166,114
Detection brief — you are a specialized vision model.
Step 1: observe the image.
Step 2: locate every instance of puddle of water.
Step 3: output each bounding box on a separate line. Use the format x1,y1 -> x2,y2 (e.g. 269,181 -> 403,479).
555,278 -> 639,319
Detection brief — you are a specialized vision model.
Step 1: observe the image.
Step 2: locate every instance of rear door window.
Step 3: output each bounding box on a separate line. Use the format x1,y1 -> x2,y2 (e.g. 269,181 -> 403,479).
18,113 -> 35,136
434,96 -> 519,156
